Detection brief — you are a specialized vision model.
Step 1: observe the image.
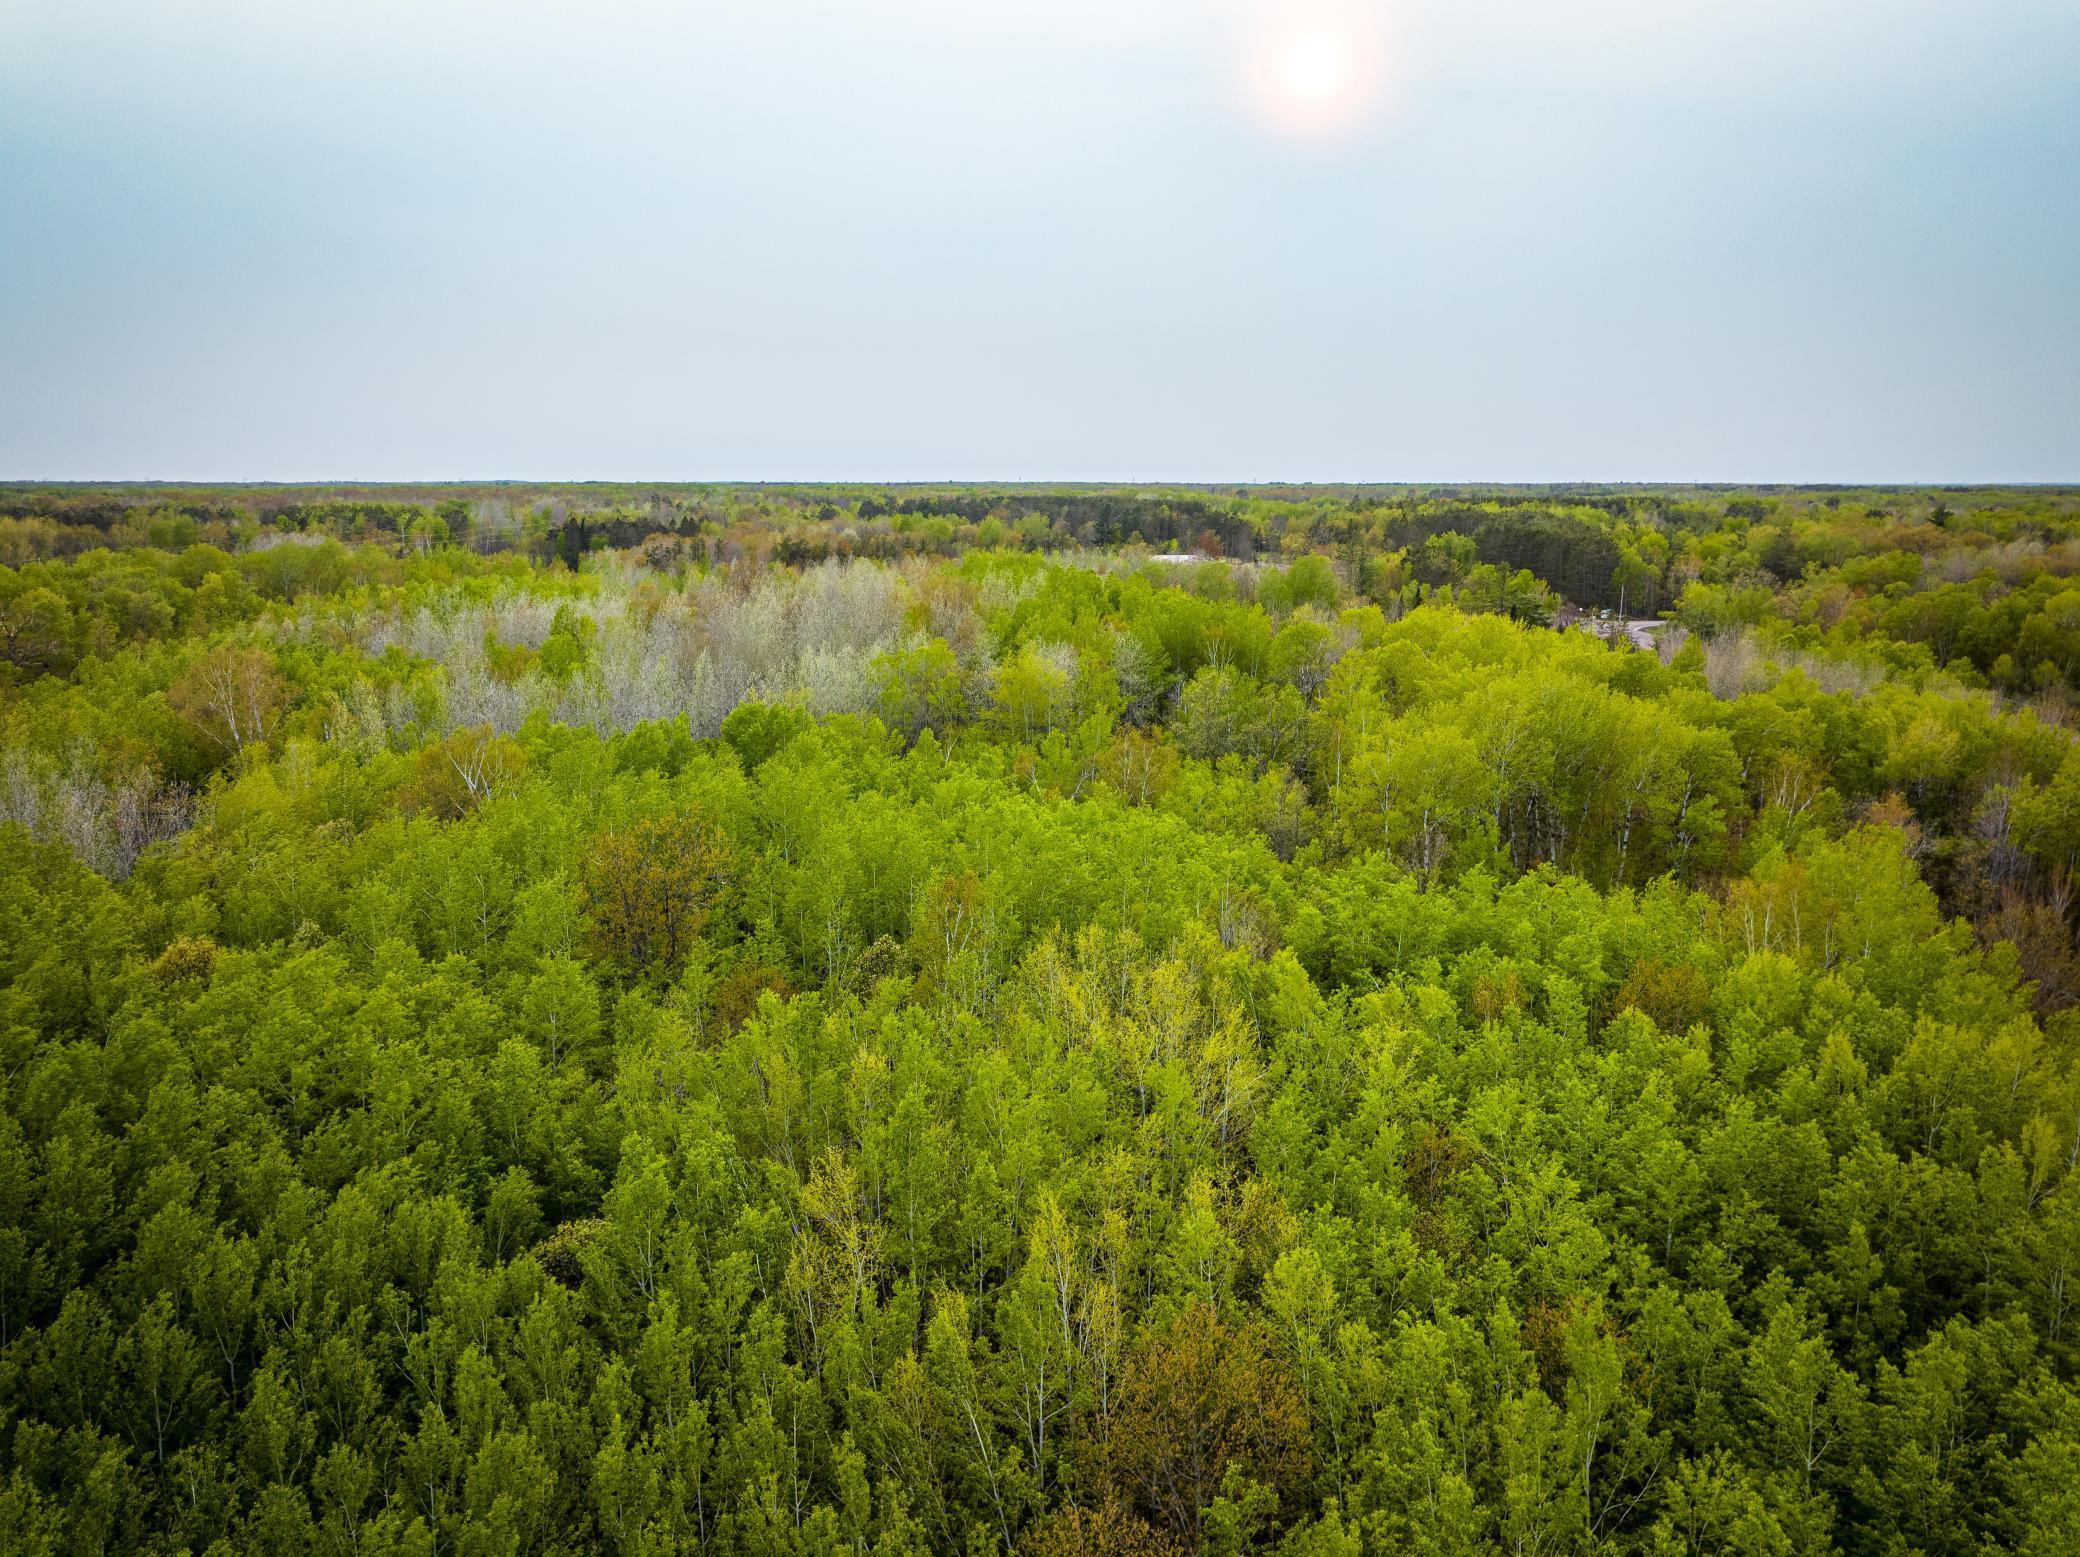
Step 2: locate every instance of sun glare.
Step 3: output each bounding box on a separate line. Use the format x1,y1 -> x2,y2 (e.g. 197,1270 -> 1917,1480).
1279,31 -> 1350,105
1242,3 -> 1390,140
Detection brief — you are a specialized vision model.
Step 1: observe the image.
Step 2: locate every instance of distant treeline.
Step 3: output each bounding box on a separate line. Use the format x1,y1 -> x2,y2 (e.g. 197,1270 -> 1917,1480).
6,482 -> 2079,692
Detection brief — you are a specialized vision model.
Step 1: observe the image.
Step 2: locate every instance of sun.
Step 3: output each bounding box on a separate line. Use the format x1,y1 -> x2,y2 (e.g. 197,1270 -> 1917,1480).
1278,30 -> 1352,106
1242,4 -> 1391,140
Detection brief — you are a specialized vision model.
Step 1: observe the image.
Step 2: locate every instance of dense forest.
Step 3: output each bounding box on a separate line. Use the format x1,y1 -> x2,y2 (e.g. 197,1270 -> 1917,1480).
4,483 -> 2080,1554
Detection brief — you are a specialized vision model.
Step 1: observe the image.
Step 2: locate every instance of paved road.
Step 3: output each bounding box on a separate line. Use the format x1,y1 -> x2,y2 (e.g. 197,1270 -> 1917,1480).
1622,619 -> 1665,651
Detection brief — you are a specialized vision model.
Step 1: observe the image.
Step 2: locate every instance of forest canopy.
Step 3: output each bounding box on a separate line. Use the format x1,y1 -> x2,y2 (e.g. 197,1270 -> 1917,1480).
3,483 -> 2079,1555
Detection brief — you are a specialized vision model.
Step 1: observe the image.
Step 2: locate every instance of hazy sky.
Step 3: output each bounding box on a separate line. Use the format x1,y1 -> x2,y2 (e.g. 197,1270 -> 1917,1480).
2,0 -> 2075,481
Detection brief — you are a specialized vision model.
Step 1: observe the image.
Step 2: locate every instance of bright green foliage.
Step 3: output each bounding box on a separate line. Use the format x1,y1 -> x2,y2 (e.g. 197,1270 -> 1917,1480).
2,499 -> 2079,1554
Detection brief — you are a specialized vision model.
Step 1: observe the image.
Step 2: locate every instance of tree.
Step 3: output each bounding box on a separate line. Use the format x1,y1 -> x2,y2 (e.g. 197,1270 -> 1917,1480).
0,579 -> 74,675
992,643 -> 1077,745
876,639 -> 969,744
580,812 -> 732,979
1267,618 -> 1337,702
1104,1304 -> 1314,1543
167,644 -> 290,757
1744,1297 -> 1865,1498
404,725 -> 528,819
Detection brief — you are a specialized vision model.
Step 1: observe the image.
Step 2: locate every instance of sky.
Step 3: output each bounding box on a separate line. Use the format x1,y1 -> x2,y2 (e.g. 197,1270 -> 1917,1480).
1,0 -> 2075,482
